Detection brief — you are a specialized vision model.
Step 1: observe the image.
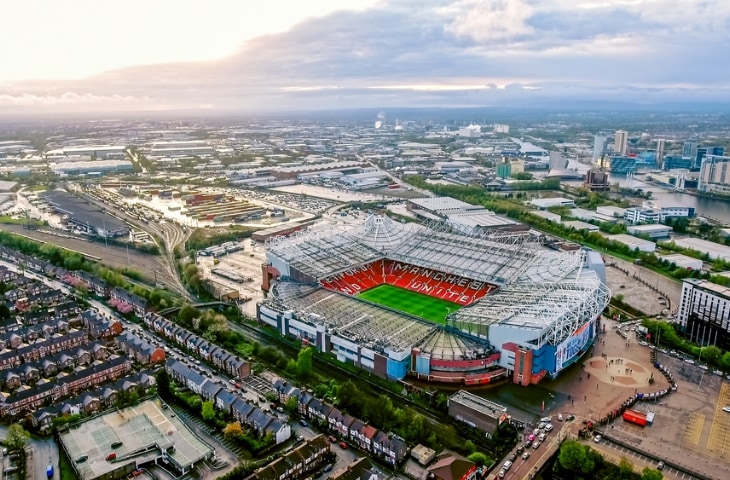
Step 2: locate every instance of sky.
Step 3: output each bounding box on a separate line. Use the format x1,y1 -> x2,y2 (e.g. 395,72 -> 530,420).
3,0 -> 730,114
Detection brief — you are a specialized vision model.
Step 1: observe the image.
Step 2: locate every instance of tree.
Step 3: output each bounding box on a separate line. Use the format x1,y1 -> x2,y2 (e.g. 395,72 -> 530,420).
467,452 -> 489,466
619,458 -> 634,477
641,466 -> 664,480
155,369 -> 172,400
296,347 -> 313,378
557,440 -> 595,475
285,396 -> 299,414
5,423 -> 29,452
223,422 -> 243,438
201,400 -> 216,422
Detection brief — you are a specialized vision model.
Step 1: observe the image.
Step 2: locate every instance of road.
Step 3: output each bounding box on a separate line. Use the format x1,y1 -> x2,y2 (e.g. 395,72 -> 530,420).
0,424 -> 58,480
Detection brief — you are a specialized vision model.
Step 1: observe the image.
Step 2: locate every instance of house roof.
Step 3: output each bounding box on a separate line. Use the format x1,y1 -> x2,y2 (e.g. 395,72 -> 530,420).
427,454 -> 475,480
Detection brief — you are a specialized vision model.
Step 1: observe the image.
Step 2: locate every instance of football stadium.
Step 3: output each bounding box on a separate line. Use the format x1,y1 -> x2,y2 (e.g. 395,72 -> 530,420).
258,215 -> 610,386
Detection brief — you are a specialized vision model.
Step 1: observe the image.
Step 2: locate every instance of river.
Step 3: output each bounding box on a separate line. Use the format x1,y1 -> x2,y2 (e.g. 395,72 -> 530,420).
563,161 -> 730,224
612,173 -> 730,224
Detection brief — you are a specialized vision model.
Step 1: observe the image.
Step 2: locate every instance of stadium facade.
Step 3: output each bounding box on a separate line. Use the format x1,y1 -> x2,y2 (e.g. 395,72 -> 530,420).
258,215 -> 610,386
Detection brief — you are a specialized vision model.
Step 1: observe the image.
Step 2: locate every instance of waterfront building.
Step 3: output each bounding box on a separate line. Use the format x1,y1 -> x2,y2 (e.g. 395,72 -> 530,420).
698,155 -> 730,194
655,139 -> 666,169
624,201 -> 694,224
682,141 -> 698,163
607,155 -> 636,174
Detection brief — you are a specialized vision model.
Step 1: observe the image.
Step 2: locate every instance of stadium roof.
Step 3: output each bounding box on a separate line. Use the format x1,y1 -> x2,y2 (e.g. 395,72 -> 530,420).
266,215 -> 541,285
266,214 -> 610,349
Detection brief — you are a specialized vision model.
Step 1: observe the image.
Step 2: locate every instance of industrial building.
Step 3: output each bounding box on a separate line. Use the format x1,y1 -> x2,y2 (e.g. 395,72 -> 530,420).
529,197 -> 575,209
671,238 -> 730,262
606,234 -> 655,252
659,254 -> 703,271
41,190 -> 129,238
258,214 -> 609,385
626,224 -> 673,239
447,390 -> 507,437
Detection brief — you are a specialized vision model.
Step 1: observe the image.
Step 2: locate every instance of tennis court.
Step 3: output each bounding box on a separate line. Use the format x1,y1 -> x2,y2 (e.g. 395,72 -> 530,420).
358,284 -> 461,324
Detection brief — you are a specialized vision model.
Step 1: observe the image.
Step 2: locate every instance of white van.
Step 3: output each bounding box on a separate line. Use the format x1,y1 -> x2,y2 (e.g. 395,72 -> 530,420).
503,460 -> 513,471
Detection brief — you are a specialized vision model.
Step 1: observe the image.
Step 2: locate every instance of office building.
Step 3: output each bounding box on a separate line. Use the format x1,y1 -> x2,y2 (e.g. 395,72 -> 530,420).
614,130 -> 628,155
682,141 -> 698,162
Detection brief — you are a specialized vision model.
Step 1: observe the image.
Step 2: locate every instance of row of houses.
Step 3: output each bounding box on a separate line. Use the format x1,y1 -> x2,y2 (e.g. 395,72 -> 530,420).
252,434 -> 331,480
166,359 -> 290,444
273,380 -> 408,466
1,341 -> 109,391
0,329 -> 90,370
0,245 -> 148,317
28,370 -> 157,433
115,331 -> 166,365
0,355 -> 131,417
145,312 -> 250,379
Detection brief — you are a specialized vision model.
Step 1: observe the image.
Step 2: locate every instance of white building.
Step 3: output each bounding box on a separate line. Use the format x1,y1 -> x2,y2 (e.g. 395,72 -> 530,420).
530,197 -> 575,209
677,279 -> 730,347
530,210 -> 561,223
595,205 -> 626,222
627,224 -> 672,239
568,208 -> 594,222
562,220 -> 600,232
698,155 -> 730,194
670,237 -> 730,262
607,234 -> 655,252
614,130 -> 628,155
624,201 -> 694,224
660,254 -> 703,271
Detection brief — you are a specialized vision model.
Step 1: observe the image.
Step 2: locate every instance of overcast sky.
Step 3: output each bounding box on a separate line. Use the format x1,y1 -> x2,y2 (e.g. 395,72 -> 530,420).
3,0 -> 730,114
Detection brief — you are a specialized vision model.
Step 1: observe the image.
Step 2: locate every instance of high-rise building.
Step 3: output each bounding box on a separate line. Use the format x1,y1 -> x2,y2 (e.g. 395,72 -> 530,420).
614,130 -> 628,155
592,134 -> 607,162
678,279 -> 730,349
682,141 -> 698,160
655,139 -> 665,169
698,155 -> 730,194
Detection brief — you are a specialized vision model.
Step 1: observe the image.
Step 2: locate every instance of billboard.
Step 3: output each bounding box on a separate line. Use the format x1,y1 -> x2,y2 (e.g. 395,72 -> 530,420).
555,319 -> 594,372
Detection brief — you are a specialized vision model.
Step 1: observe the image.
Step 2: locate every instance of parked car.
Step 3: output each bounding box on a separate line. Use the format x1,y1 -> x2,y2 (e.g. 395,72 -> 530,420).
106,452 -> 117,461
339,441 -> 348,449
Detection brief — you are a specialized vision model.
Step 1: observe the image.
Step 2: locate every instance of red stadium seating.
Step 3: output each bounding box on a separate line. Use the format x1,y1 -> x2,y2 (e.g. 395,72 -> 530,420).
320,259 -> 494,306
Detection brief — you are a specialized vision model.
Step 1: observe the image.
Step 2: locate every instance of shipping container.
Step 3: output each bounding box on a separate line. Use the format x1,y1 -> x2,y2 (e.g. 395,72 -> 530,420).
622,409 -> 647,427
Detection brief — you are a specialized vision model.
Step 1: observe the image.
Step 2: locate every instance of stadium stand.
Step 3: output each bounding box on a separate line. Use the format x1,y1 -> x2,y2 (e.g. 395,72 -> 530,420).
320,259 -> 494,307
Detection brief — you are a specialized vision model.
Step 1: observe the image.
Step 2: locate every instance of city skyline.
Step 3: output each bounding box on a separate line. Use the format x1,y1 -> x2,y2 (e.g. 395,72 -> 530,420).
3,0 -> 730,114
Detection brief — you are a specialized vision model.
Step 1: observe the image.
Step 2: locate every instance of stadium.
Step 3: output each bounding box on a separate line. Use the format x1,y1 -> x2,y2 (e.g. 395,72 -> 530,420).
258,215 -> 610,386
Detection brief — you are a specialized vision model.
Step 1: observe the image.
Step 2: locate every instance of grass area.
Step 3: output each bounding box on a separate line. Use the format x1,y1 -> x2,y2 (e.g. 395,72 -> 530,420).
59,446 -> 76,480
358,284 -> 461,323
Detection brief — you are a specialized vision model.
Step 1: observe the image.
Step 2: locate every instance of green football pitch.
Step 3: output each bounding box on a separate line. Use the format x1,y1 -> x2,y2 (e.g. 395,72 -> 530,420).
357,284 -> 461,324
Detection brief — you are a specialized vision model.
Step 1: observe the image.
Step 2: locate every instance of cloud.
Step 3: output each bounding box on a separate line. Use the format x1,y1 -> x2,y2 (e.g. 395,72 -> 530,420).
444,0 -> 534,41
3,0 -> 730,113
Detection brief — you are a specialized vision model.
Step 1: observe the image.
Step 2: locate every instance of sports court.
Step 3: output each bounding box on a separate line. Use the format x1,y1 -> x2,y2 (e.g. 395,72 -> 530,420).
358,284 -> 461,324
60,399 -> 214,479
